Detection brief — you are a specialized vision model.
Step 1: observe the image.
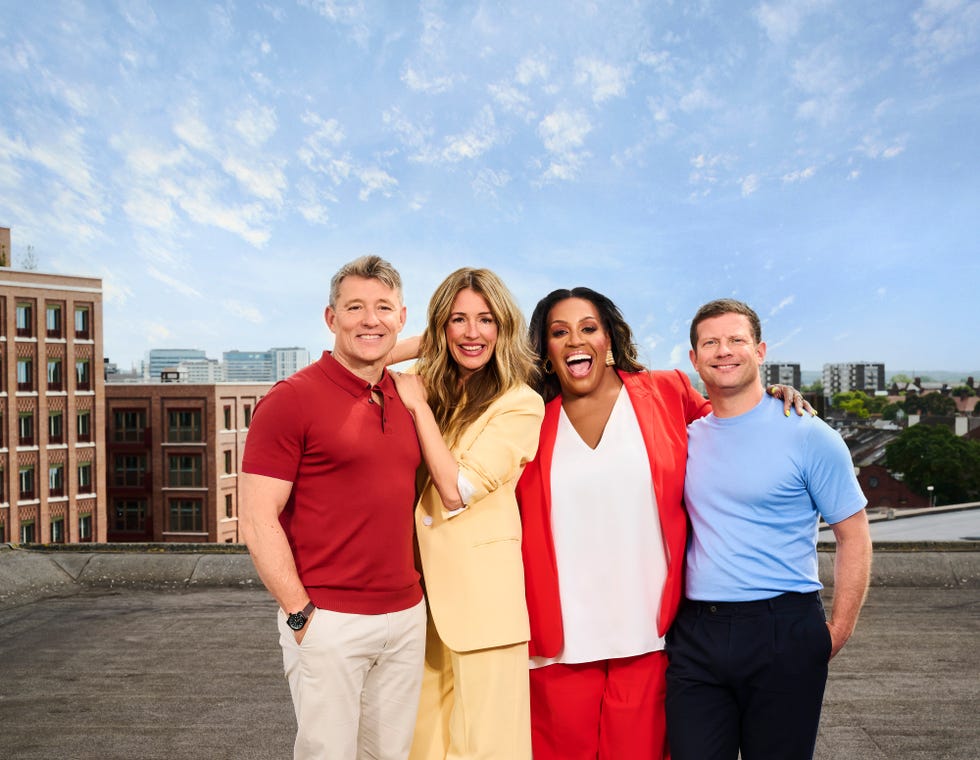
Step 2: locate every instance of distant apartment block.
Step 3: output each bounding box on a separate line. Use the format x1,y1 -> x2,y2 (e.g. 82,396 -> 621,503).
105,382 -> 270,543
823,362 -> 887,398
0,237 -> 106,544
224,347 -> 309,382
761,362 -> 801,389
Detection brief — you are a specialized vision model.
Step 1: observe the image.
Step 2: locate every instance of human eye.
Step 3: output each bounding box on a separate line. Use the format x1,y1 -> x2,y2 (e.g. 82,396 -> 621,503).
550,327 -> 568,338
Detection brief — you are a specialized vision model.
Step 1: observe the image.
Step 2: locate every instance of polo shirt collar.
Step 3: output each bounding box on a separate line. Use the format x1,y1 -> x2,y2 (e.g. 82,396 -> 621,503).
317,351 -> 398,400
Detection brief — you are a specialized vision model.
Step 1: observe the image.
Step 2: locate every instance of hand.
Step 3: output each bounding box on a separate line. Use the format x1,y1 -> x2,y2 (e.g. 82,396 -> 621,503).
767,384 -> 815,417
826,620 -> 847,660
294,609 -> 315,645
391,371 -> 427,412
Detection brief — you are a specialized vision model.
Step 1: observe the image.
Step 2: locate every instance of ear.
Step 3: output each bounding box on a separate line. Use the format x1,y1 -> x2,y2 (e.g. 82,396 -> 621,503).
324,306 -> 336,334
755,340 -> 767,363
397,305 -> 407,331
689,348 -> 698,370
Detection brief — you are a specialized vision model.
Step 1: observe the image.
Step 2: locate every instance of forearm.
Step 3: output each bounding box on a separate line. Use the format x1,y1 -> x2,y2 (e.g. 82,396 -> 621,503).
240,475 -> 309,612
828,511 -> 873,656
408,402 -> 464,511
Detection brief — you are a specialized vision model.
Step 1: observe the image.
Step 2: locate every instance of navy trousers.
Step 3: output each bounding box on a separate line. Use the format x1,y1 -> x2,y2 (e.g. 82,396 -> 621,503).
665,591 -> 832,760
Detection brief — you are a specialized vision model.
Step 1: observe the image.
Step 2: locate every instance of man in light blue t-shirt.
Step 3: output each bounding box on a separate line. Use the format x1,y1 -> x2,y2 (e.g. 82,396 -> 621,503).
665,298 -> 872,760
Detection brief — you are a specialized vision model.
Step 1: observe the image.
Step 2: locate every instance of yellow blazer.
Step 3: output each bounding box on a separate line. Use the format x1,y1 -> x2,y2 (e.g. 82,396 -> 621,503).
415,383 -> 544,653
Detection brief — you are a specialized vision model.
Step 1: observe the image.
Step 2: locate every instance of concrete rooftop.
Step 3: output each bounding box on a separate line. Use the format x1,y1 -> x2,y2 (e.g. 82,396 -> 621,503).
0,513 -> 977,760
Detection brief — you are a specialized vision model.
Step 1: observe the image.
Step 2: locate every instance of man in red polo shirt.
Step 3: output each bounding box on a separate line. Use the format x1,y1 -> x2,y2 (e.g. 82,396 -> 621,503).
241,255 -> 425,760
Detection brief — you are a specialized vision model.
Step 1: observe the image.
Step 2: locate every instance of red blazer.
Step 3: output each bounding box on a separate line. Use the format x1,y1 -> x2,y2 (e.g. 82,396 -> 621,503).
516,369 -> 710,658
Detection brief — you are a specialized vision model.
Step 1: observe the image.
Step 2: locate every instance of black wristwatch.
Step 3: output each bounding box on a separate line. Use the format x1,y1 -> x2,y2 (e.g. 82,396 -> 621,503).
286,601 -> 316,631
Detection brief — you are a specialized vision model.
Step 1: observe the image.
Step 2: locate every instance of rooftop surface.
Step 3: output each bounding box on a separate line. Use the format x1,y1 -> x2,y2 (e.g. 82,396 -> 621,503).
0,511 -> 977,760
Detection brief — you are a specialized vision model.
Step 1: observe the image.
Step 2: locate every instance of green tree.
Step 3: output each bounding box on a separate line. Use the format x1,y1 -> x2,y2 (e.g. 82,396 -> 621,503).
951,385 -> 976,399
885,425 -> 980,504
904,393 -> 956,416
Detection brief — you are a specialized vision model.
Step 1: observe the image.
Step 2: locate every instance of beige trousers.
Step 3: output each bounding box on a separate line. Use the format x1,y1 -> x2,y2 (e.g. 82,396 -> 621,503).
278,599 -> 427,760
409,616 -> 531,760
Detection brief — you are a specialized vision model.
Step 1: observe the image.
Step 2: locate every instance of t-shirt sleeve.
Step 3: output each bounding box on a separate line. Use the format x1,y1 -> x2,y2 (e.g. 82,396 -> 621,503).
240,381 -> 303,483
804,419 -> 868,525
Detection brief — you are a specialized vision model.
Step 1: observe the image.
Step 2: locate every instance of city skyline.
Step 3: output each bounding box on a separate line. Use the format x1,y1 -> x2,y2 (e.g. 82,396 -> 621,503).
1,1 -> 976,374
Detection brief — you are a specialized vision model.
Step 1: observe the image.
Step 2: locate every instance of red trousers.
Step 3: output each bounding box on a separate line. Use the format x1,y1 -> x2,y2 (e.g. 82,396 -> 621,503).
529,650 -> 669,760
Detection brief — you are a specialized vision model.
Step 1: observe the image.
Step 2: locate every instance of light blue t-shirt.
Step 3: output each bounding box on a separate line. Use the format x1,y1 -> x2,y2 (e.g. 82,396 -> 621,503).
684,394 -> 867,602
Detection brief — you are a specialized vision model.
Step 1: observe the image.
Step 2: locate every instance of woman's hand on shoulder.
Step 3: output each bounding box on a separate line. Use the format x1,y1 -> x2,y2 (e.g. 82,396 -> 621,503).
767,384 -> 816,417
391,370 -> 427,412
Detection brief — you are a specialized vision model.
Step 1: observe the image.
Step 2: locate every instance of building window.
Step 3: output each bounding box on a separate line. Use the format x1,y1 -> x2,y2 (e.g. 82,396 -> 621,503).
113,454 -> 147,487
49,464 -> 65,497
78,462 -> 93,491
47,358 -> 63,391
18,412 -> 34,446
868,476 -> 879,488
46,304 -> 63,338
113,410 -> 146,442
168,410 -> 202,442
223,450 -> 233,474
20,520 -> 36,544
76,359 -> 91,391
225,493 -> 233,518
168,454 -> 202,487
15,302 -> 33,338
77,410 -> 92,442
169,498 -> 203,532
48,411 -> 64,444
19,466 -> 34,499
17,358 -> 33,391
0,471 -> 5,502
79,513 -> 92,541
243,404 -> 252,428
50,517 -> 65,544
223,405 -> 232,429
113,499 -> 146,532
74,305 -> 91,339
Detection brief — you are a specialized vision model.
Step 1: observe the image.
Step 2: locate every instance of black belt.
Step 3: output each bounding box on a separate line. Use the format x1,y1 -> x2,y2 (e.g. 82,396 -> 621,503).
685,591 -> 821,615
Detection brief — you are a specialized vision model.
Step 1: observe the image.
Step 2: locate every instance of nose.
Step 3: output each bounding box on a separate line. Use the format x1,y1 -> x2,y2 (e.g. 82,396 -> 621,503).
463,319 -> 479,338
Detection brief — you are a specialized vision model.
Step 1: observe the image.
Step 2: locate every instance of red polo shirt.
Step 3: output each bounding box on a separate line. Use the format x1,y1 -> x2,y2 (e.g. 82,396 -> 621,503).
242,351 -> 422,614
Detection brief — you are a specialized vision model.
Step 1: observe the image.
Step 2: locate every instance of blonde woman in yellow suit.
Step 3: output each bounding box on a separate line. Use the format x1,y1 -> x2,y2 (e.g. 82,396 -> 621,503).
392,267 -> 543,760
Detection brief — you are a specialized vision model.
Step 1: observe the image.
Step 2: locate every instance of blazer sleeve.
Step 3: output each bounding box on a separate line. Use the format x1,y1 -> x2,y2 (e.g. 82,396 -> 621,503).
456,385 -> 545,508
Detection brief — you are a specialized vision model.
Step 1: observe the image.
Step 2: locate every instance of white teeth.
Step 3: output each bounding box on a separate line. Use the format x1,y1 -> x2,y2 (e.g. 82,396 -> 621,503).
566,352 -> 591,363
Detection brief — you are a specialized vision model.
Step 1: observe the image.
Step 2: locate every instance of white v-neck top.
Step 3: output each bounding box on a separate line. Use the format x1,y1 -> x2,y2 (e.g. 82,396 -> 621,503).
530,386 -> 667,668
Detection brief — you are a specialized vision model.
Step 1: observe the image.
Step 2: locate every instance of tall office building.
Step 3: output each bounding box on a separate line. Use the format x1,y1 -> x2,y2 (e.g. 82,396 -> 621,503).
271,347 -> 310,381
144,348 -> 208,380
223,347 -> 310,382
0,229 -> 106,543
823,362 -> 886,399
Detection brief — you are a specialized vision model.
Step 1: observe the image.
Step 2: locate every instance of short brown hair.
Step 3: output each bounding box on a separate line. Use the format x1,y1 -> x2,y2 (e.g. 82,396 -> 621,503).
329,255 -> 402,307
690,298 -> 762,349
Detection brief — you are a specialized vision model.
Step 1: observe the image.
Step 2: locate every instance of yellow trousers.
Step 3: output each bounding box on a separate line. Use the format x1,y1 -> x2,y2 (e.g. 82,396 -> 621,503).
409,616 -> 531,760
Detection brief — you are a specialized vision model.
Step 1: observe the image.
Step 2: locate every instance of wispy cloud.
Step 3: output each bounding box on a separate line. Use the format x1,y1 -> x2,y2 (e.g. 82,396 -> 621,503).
911,0 -> 980,70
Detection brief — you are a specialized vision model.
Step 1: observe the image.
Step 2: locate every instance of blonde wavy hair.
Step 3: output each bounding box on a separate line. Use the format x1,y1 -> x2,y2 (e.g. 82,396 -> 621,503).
416,268 -> 538,445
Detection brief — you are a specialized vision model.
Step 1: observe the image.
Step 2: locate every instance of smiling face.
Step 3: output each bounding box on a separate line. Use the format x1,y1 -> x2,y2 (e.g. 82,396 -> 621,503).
445,287 -> 498,380
689,311 -> 766,400
545,297 -> 616,399
325,275 -> 406,381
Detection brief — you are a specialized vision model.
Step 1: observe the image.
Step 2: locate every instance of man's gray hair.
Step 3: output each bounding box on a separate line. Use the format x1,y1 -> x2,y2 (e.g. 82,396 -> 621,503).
329,255 -> 402,307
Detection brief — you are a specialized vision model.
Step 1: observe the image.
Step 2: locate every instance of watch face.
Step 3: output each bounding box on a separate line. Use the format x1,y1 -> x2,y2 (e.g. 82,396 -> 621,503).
286,612 -> 306,631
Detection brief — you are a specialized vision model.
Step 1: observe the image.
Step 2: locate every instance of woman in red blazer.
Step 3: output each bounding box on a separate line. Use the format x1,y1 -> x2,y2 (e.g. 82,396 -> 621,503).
516,287 -> 804,760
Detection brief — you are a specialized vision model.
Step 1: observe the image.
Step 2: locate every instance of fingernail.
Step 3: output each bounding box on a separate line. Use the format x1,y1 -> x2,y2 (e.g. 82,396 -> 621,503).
785,410 -> 790,417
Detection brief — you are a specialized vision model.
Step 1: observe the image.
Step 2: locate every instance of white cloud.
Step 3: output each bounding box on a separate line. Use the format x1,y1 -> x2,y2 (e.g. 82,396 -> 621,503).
147,265 -> 202,298
912,0 -> 980,70
222,299 -> 265,324
123,189 -> 176,229
234,100 -> 278,147
437,106 -> 500,163
173,110 -> 216,154
754,0 -> 831,45
401,66 -> 455,94
222,155 -> 287,203
679,87 -> 719,113
537,109 -> 592,182
770,295 -> 796,316
472,168 -> 511,200
857,133 -> 908,160
575,57 -> 629,103
515,55 -> 550,86
669,343 -> 689,367
782,166 -> 817,183
741,174 -> 761,196
356,166 -> 397,201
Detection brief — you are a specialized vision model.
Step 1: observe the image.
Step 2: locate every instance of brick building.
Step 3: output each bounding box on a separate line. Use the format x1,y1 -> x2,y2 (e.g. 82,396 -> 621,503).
0,233 -> 106,543
105,382 -> 270,543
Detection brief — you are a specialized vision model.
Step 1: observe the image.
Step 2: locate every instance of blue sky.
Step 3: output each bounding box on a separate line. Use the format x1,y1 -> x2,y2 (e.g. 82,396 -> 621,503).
1,0 -> 976,376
